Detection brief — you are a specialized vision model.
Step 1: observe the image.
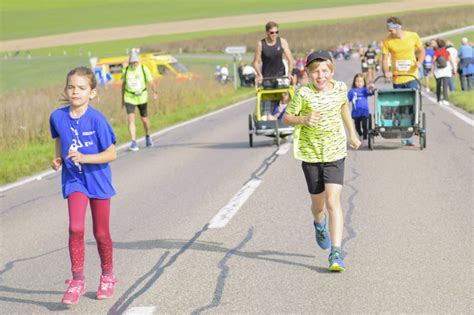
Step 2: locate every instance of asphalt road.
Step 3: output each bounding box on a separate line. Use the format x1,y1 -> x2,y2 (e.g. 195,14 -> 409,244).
1,59 -> 473,314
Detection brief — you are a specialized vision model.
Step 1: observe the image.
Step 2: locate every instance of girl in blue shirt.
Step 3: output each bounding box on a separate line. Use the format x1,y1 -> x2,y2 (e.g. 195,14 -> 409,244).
348,73 -> 373,146
49,67 -> 117,305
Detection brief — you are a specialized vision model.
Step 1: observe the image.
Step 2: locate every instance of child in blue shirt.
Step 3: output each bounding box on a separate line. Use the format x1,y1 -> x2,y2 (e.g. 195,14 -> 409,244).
348,73 -> 374,146
50,67 -> 117,305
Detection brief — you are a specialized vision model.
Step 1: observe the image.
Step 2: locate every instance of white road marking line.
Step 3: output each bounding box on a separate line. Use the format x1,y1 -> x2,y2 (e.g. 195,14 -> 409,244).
0,169 -> 55,193
0,97 -> 256,193
276,141 -> 292,155
209,179 -> 263,229
124,306 -> 156,315
118,97 -> 256,150
422,92 -> 474,127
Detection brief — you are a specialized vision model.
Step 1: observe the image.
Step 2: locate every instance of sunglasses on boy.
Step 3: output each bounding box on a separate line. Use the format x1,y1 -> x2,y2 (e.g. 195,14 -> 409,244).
268,30 -> 279,35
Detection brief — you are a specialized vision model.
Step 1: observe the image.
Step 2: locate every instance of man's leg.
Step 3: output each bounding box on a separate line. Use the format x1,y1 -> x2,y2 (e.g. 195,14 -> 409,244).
460,74 -> 466,91
137,104 -> 153,147
127,113 -> 137,141
137,104 -> 151,135
141,117 -> 151,135
394,80 -> 417,145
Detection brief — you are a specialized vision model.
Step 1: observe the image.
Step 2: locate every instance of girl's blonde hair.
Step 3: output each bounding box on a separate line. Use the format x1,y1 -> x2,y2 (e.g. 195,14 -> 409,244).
306,60 -> 335,73
65,66 -> 97,89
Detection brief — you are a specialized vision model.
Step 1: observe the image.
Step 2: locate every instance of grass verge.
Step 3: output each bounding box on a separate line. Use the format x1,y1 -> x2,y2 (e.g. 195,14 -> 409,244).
422,31 -> 474,113
0,85 -> 254,185
0,88 -> 255,185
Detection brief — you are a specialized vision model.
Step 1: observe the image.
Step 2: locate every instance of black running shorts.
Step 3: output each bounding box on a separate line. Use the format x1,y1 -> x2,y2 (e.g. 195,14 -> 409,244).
301,158 -> 345,194
125,103 -> 148,117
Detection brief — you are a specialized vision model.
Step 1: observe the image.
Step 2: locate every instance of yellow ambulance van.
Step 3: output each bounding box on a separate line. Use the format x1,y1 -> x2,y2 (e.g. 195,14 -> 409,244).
92,53 -> 193,86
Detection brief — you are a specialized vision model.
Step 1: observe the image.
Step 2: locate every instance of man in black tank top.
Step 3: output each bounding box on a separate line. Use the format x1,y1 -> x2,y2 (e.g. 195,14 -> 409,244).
253,21 -> 294,84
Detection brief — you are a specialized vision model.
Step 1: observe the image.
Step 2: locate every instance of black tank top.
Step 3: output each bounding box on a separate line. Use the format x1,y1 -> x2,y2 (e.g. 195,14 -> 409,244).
261,37 -> 285,77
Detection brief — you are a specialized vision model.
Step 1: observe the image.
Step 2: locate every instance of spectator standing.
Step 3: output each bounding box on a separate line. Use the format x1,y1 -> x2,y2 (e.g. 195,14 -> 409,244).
433,39 -> 455,105
446,41 -> 458,91
458,37 -> 473,91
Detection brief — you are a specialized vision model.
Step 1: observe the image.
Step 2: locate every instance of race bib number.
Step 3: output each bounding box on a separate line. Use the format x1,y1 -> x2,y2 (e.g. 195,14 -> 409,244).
368,59 -> 374,65
396,60 -> 412,72
127,77 -> 141,91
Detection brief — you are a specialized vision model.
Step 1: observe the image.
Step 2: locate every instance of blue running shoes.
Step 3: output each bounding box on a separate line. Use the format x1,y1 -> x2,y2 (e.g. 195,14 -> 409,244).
145,135 -> 153,147
313,215 -> 331,250
129,141 -> 139,151
328,249 -> 345,272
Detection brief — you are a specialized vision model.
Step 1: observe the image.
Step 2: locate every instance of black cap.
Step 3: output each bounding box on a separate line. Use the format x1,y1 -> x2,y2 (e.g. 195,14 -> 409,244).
305,50 -> 333,67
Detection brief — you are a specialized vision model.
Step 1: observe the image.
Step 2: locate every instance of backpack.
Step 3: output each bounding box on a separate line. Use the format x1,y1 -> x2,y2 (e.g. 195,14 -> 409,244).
436,55 -> 447,69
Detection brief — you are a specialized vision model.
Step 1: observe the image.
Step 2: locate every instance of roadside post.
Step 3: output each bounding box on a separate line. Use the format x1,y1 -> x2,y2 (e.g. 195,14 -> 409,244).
225,46 -> 246,89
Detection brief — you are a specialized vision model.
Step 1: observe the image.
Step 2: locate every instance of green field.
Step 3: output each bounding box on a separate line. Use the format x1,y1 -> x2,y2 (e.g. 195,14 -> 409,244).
0,2 -> 472,185
0,0 -> 388,40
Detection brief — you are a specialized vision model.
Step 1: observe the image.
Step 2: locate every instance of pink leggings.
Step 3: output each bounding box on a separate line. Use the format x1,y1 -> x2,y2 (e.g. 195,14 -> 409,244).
67,192 -> 113,275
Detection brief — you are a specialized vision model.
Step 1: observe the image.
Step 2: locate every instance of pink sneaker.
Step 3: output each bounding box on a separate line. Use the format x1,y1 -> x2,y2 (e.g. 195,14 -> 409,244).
62,279 -> 86,305
96,275 -> 117,299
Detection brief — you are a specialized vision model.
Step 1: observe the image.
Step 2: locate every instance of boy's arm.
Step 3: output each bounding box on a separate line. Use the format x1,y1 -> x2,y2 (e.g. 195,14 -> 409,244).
282,111 -> 319,127
67,144 -> 117,165
341,101 -> 361,149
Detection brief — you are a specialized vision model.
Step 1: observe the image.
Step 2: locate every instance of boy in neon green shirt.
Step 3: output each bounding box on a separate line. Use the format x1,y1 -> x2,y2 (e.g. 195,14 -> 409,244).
283,50 -> 360,271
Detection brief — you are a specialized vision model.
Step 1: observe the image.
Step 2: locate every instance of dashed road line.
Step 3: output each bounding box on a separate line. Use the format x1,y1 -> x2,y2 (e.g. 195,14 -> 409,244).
208,179 -> 263,228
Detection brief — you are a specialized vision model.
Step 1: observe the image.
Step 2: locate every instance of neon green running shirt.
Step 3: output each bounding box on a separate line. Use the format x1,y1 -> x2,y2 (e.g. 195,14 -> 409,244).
121,65 -> 153,105
286,80 -> 348,163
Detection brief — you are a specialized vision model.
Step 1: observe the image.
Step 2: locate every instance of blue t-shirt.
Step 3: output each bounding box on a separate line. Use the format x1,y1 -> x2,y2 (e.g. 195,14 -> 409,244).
50,105 -> 117,199
423,48 -> 434,68
458,44 -> 473,59
348,87 -> 372,118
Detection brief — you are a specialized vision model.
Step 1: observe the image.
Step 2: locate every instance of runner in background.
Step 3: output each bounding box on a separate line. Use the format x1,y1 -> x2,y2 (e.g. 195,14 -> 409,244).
121,49 -> 158,151
364,44 -> 377,82
382,16 -> 425,146
253,21 -> 295,85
